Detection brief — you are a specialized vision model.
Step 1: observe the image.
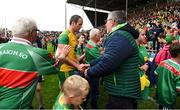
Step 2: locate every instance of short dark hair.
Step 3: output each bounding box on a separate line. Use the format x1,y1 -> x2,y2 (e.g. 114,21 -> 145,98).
69,15 -> 82,25
169,43 -> 180,58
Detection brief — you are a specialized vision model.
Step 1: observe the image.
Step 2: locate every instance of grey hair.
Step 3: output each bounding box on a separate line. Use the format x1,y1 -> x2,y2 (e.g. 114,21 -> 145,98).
89,28 -> 100,39
12,17 -> 37,37
107,10 -> 126,24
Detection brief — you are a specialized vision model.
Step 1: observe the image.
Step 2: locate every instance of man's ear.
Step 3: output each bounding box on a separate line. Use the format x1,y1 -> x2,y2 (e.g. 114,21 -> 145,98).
71,21 -> 75,26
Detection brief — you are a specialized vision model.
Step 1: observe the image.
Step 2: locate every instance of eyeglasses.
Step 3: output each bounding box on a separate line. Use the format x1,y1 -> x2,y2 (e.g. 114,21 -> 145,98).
31,28 -> 40,34
33,29 -> 40,32
30,28 -> 40,35
104,19 -> 113,23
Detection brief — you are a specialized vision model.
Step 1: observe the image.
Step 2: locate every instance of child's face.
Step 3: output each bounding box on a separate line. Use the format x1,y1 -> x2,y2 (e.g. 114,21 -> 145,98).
139,30 -> 147,44
70,92 -> 88,106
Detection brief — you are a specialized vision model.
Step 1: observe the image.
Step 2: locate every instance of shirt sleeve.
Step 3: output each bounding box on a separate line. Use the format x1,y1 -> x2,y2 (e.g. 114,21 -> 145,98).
58,33 -> 69,44
90,56 -> 102,66
87,35 -> 134,77
86,47 -> 100,59
175,75 -> 180,90
30,49 -> 59,75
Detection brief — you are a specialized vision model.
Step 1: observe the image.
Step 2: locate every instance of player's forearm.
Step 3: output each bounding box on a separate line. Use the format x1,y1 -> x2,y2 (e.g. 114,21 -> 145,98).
63,57 -> 79,68
77,53 -> 85,61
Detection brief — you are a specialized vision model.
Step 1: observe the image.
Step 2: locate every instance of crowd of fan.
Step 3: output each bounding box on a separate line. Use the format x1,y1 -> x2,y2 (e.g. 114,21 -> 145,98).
0,2 -> 179,109
0,3 -> 179,53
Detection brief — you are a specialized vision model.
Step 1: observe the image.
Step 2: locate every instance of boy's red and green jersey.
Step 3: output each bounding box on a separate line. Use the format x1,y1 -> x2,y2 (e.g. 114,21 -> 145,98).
85,40 -> 100,63
0,42 -> 59,109
155,59 -> 180,108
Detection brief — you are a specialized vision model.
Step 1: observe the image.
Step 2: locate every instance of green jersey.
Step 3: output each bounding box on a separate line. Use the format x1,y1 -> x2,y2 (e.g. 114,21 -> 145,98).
138,45 -> 148,66
0,38 -> 59,109
85,40 -> 100,63
58,29 -> 78,72
155,59 -> 180,108
138,45 -> 150,100
54,93 -> 72,110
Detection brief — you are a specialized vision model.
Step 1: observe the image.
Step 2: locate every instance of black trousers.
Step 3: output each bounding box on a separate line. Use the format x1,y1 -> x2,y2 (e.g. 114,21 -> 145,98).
106,94 -> 137,109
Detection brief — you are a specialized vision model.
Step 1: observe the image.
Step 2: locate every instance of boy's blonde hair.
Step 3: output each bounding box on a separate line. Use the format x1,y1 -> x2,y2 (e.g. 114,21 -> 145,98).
62,75 -> 90,97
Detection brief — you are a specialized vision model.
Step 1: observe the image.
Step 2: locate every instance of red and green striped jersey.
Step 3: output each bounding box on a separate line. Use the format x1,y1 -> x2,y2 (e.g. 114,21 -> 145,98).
85,40 -> 100,63
155,59 -> 180,108
0,40 -> 59,109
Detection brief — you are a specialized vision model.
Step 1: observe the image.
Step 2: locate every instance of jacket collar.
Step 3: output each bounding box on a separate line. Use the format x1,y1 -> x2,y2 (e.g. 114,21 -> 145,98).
109,22 -> 127,35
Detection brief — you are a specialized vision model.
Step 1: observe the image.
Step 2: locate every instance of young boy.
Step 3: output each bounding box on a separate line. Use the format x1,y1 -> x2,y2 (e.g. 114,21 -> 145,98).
155,43 -> 180,109
54,75 -> 90,109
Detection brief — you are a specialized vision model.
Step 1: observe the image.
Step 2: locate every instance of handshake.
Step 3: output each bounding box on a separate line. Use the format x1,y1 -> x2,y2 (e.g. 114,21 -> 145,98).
76,63 -> 90,73
56,45 -> 90,77
76,63 -> 90,77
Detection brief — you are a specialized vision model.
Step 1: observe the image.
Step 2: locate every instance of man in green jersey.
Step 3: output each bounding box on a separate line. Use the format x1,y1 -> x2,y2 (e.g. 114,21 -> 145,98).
0,17 -> 70,109
155,43 -> 180,109
83,28 -> 101,109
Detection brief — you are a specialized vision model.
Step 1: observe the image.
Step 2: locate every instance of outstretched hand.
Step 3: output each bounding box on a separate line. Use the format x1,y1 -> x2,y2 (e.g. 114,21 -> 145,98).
61,45 -> 71,57
57,45 -> 70,61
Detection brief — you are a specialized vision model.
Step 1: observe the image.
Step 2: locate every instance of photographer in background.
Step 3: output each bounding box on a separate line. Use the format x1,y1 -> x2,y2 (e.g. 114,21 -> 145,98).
148,20 -> 164,52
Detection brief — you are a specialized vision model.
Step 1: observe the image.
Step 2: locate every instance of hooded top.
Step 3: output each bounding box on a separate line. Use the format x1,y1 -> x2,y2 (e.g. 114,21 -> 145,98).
87,23 -> 141,99
155,44 -> 172,65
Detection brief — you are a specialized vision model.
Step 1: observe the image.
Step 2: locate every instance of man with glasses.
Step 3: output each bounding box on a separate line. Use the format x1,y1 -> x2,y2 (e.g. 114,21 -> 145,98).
84,10 -> 140,109
0,17 -> 70,109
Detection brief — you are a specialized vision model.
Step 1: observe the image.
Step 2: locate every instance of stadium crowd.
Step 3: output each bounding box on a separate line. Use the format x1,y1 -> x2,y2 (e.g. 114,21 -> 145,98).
0,2 -> 180,109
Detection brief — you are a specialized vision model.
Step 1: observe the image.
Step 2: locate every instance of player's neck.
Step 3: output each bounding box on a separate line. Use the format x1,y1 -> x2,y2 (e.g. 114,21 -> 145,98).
68,27 -> 75,34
